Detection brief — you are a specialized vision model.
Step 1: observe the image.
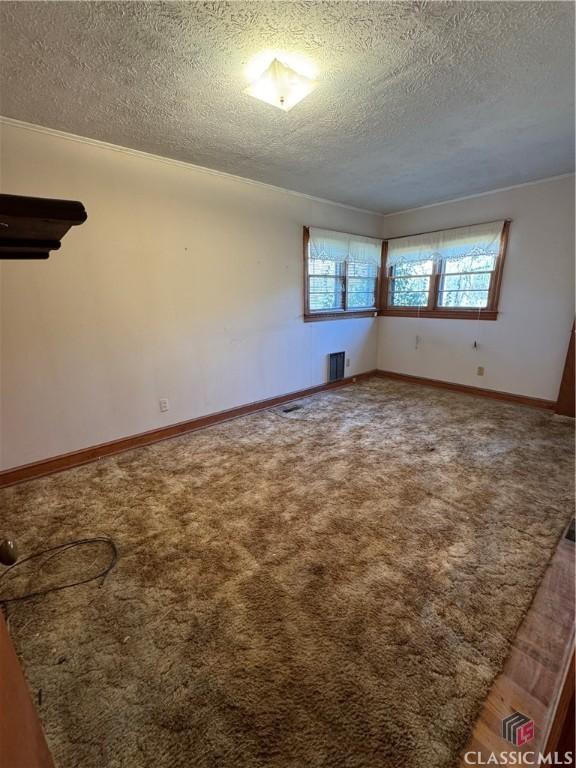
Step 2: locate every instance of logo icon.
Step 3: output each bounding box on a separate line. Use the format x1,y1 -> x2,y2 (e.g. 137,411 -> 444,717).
501,711 -> 535,747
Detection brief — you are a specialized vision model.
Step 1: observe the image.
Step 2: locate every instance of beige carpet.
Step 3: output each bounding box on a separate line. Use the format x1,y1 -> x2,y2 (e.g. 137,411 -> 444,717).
1,378 -> 573,768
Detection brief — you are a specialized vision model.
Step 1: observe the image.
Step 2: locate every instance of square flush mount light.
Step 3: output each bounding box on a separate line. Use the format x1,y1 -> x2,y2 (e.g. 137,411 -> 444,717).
244,58 -> 317,111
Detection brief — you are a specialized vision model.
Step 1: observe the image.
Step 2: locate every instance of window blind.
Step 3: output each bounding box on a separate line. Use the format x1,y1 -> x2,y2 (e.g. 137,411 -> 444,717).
309,228 -> 382,268
387,221 -> 505,270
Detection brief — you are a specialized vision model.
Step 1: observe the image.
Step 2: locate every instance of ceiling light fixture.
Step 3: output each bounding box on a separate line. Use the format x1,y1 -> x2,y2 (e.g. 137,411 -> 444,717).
244,57 -> 317,112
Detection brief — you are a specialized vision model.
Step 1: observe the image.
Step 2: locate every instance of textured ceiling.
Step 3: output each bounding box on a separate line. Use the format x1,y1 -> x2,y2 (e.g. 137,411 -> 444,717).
0,1 -> 574,212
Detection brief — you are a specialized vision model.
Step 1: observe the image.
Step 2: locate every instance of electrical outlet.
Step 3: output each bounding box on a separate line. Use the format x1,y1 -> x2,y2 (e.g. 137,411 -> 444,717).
159,398 -> 169,412
346,358 -> 350,368
476,366 -> 485,377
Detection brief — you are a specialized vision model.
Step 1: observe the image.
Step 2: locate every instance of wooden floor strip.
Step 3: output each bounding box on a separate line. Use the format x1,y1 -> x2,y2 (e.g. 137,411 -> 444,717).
460,533 -> 575,763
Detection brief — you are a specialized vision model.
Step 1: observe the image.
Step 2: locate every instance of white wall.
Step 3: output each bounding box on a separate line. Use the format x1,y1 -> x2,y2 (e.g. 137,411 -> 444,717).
0,122 -> 381,470
378,176 -> 575,401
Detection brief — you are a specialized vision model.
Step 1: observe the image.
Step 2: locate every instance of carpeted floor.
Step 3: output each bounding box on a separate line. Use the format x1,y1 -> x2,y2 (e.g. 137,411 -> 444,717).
1,378 -> 573,768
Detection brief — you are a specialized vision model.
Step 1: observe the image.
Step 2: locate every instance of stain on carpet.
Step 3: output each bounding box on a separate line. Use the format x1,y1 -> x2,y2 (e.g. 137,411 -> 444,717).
0,379 -> 573,768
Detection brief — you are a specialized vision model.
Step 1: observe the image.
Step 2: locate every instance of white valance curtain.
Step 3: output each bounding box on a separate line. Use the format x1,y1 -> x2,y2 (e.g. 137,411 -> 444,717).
309,228 -> 382,268
386,221 -> 505,269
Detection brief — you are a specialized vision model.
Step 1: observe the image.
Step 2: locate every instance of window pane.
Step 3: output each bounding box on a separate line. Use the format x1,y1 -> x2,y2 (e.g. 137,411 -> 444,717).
390,291 -> 429,307
392,259 -> 434,277
391,276 -> 429,293
308,276 -> 343,311
444,253 -> 496,274
442,272 -> 491,292
309,276 -> 340,292
438,290 -> 489,308
348,277 -> 376,294
348,262 -> 378,278
347,292 -> 375,309
309,293 -> 342,311
389,274 -> 429,308
309,259 -> 343,276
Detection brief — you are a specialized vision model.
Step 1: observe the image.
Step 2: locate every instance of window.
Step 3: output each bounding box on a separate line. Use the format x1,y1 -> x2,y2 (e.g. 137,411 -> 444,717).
304,227 -> 382,321
381,220 -> 510,320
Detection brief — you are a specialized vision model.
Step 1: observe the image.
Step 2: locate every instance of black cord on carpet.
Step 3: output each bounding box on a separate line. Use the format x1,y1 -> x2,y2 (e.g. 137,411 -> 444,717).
0,536 -> 118,605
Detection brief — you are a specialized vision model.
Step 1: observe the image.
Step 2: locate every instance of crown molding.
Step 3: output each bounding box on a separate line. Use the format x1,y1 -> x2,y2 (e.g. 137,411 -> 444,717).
381,173 -> 575,218
2,116 -> 573,220
0,116 -> 381,217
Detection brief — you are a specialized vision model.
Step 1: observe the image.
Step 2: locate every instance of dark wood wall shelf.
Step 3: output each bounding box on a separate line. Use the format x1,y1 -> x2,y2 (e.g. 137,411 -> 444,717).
0,194 -> 87,259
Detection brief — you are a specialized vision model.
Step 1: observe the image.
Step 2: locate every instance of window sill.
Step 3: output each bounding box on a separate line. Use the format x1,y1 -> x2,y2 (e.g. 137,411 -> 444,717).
304,310 -> 378,323
378,309 -> 498,320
